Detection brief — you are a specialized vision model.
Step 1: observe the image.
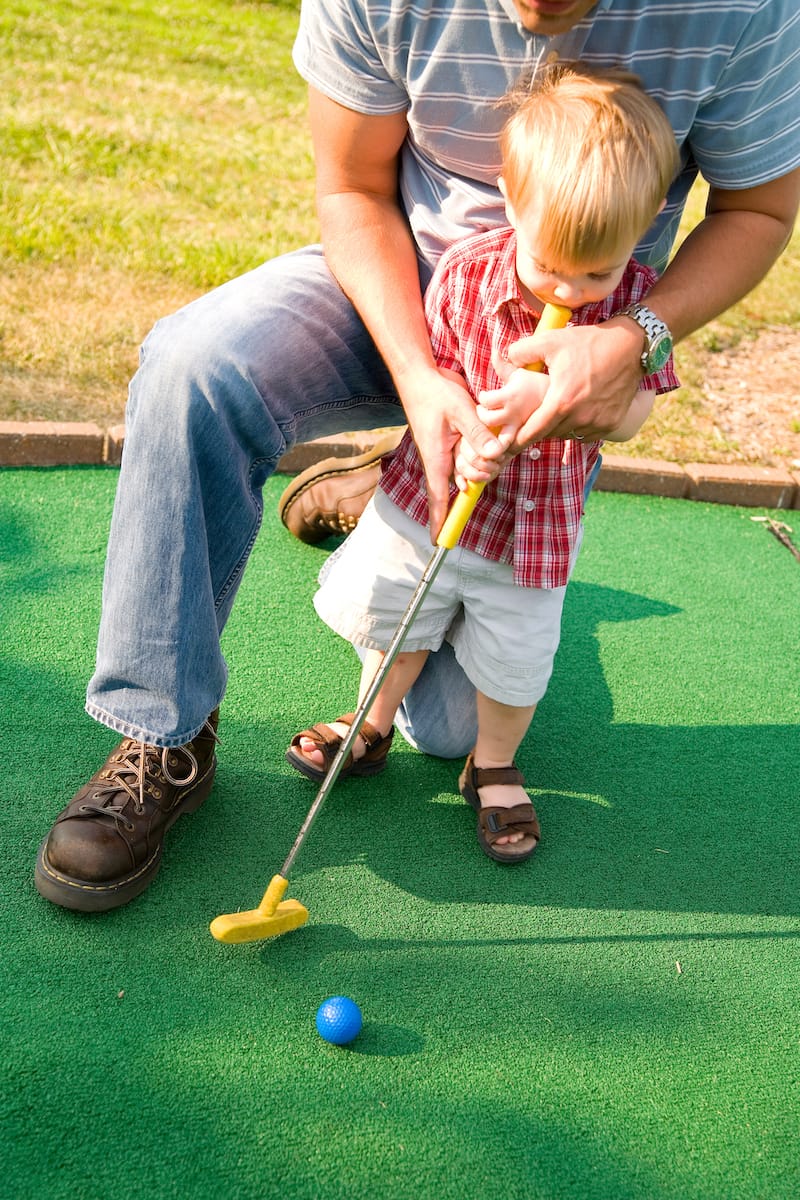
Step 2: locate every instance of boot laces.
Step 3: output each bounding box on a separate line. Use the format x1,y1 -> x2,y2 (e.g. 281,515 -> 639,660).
78,716 -> 218,832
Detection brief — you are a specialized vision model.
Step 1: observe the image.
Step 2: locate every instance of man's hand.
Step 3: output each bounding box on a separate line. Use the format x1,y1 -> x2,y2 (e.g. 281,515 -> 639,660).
499,320 -> 645,448
400,366 -> 504,537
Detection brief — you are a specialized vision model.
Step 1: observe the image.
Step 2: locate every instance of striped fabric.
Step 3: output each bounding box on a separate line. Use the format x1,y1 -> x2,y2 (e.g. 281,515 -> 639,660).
293,0 -> 800,272
378,226 -> 679,589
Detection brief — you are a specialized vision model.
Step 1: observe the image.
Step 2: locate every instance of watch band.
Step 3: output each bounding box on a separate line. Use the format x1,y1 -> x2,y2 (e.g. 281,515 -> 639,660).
616,303 -> 673,373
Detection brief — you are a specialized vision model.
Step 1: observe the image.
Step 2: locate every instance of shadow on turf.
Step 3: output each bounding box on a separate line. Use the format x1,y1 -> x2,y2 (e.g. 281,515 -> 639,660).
208,578 -> 799,924
7,513 -> 797,929
345,1023 -> 426,1057
261,923 -> 800,957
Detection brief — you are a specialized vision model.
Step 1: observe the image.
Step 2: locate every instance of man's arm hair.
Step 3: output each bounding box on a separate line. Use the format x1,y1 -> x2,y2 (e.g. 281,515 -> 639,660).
309,87 -> 437,389
307,86 -> 501,532
641,169 -> 800,344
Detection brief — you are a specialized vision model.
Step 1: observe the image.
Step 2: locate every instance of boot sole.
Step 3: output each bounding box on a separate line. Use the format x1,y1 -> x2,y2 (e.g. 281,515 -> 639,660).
34,758 -> 217,913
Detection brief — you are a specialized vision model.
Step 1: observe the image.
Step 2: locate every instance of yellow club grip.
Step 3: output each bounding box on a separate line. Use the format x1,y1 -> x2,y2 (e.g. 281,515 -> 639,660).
435,302 -> 571,549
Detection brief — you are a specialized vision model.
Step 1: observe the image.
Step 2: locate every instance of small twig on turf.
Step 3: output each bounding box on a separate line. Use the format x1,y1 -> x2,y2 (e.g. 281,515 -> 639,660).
751,516 -> 800,563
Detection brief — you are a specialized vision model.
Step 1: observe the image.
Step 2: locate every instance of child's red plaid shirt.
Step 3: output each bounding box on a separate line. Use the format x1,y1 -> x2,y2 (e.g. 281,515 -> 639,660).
380,226 -> 679,589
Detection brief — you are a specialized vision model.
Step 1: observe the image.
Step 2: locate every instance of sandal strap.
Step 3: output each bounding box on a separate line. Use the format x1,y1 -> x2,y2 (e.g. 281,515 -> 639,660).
290,721 -> 356,770
460,752 -> 540,844
289,715 -> 394,774
337,713 -> 394,755
480,804 -> 539,839
467,761 -> 525,790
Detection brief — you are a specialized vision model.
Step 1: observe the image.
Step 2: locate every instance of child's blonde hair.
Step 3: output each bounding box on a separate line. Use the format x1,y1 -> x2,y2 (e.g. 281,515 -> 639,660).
500,63 -> 679,269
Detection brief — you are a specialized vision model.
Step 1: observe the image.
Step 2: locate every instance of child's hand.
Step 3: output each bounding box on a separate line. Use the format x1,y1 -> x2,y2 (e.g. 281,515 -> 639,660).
476,365 -> 548,440
453,430 -> 513,491
472,345 -> 552,452
451,349 -> 552,489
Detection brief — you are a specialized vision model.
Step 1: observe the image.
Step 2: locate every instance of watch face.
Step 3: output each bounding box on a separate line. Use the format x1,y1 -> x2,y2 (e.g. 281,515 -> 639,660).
648,331 -> 673,372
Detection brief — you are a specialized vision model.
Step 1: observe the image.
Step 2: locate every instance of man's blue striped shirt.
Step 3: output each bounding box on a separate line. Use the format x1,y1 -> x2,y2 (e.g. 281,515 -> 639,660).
293,0 -> 800,271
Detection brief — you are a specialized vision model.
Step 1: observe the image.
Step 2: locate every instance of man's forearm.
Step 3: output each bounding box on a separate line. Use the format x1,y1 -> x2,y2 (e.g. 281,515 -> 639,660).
644,176 -> 800,343
317,189 -> 504,533
317,191 -> 439,401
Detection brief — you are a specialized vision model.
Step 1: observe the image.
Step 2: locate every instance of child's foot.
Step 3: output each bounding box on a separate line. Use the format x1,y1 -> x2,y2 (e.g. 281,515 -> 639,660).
285,714 -> 394,783
471,771 -> 531,846
458,753 -> 540,863
294,720 -> 366,771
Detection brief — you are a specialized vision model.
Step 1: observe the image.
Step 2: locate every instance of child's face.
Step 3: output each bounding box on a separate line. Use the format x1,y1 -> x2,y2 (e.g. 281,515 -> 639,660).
500,180 -> 640,310
512,216 -> 636,310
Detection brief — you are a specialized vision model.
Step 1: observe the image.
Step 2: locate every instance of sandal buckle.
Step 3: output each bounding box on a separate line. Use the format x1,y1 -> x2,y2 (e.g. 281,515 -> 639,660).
485,811 -> 506,834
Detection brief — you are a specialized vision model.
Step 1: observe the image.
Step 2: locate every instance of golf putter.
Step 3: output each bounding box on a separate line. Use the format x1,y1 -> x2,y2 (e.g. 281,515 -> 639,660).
210,301 -> 571,944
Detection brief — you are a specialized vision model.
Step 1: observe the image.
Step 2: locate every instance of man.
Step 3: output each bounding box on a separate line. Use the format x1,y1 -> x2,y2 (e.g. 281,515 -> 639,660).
35,0 -> 799,912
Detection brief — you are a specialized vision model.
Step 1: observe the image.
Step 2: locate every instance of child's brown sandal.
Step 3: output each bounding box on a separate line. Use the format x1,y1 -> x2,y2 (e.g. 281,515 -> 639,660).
286,713 -> 394,782
458,753 -> 540,863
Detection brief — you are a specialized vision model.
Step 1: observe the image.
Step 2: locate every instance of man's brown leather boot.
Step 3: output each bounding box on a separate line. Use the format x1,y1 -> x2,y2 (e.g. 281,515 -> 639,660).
34,711 -> 219,912
278,429 -> 404,544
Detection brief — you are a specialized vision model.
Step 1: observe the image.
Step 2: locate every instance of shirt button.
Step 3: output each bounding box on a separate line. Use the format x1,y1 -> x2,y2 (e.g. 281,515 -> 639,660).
523,499 -> 535,512
528,447 -> 541,460
547,51 -> 560,63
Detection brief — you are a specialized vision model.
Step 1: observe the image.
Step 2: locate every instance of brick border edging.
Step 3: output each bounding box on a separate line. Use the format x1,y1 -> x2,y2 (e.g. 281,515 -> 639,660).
1,420 -> 798,509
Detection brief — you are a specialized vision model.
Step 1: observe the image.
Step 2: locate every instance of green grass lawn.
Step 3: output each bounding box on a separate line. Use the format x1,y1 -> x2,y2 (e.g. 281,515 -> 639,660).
1,0 -> 798,460
3,0 -> 314,280
2,0 -> 315,421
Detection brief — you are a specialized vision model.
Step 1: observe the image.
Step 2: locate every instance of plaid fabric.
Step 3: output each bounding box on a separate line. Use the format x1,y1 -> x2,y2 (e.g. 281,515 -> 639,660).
379,226 -> 679,588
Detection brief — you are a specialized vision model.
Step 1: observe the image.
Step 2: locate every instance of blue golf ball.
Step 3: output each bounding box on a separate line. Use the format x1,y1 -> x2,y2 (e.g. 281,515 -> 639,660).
316,995 -> 362,1045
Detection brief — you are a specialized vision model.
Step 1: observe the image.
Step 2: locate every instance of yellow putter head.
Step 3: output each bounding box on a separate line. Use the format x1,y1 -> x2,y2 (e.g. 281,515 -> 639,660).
209,873 -> 309,944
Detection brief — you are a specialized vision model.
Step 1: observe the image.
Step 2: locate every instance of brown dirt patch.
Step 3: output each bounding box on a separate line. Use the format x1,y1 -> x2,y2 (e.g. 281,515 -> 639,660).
699,325 -> 800,470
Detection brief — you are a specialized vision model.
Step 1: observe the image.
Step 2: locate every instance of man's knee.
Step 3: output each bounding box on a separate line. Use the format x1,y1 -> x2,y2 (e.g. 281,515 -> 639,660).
394,643 -> 478,759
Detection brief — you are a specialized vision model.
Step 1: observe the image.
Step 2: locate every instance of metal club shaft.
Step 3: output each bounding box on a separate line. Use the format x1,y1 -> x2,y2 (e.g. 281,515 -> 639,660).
280,543 -> 449,877
279,300 -> 571,881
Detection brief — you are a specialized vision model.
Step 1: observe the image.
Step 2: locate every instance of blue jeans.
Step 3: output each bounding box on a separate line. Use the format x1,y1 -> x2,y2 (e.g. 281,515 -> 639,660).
87,245 -> 595,757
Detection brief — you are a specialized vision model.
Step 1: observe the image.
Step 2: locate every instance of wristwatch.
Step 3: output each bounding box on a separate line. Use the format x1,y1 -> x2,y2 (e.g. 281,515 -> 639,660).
615,302 -> 673,373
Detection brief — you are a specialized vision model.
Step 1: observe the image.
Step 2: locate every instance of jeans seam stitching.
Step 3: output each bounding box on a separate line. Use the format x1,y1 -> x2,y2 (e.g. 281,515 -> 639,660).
213,455 -> 270,610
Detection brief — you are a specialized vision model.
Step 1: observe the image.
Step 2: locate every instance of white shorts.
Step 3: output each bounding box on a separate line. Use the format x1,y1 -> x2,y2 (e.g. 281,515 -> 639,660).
313,489 -> 582,707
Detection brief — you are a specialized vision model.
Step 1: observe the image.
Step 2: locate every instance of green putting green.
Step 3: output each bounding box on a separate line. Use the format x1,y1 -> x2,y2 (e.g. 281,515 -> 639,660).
1,467 -> 798,1200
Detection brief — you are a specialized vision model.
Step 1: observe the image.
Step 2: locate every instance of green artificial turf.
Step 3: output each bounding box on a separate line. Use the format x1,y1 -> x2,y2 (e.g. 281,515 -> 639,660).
1,468 -> 798,1200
